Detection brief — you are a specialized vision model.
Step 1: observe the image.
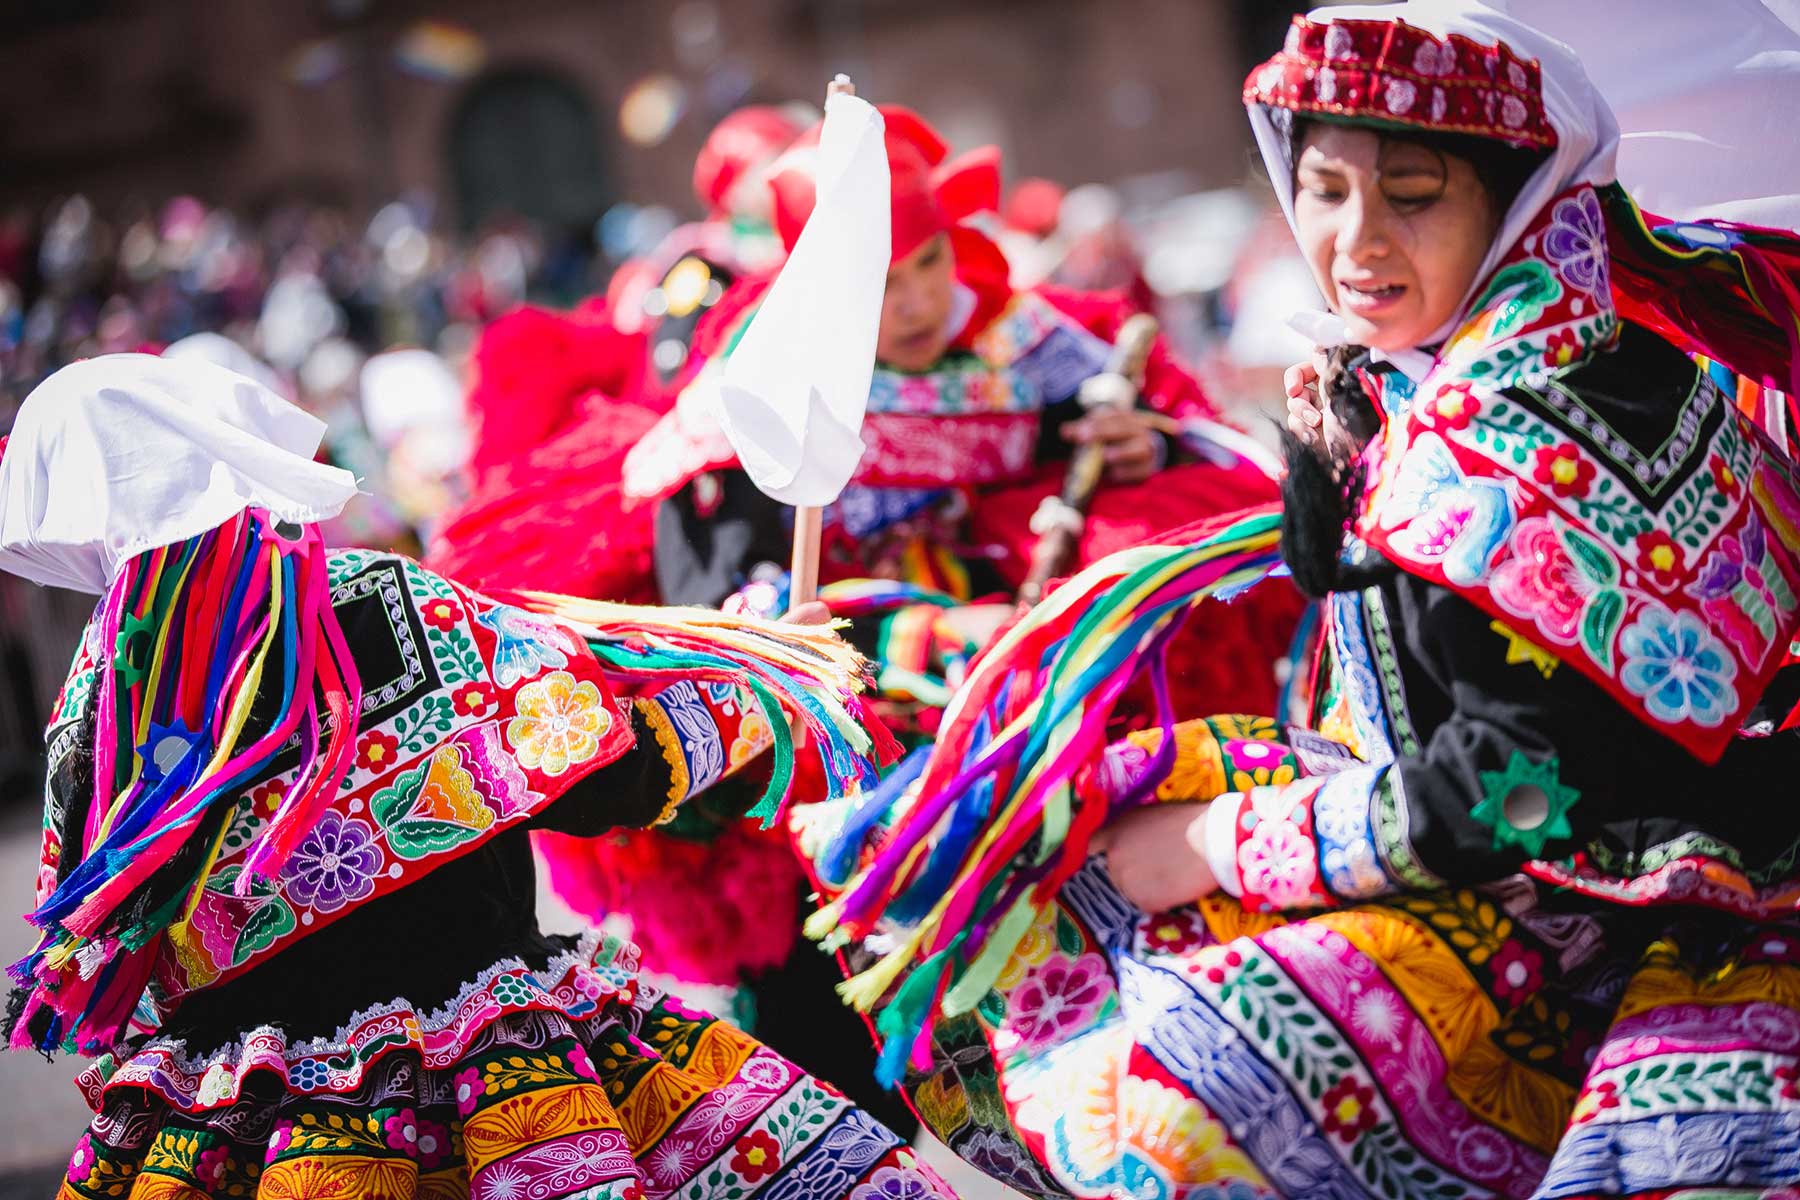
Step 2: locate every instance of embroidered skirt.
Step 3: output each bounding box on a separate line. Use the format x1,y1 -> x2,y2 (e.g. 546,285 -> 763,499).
885,862 -> 1800,1200
56,934 -> 954,1200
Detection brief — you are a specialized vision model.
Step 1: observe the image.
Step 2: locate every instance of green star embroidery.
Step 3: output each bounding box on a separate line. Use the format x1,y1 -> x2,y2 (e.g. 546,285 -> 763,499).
113,612 -> 158,685
1472,751 -> 1580,857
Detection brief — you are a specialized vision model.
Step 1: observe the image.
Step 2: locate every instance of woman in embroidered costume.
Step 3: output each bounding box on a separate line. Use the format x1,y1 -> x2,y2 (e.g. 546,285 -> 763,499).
795,5 -> 1800,1198
0,354 -> 954,1200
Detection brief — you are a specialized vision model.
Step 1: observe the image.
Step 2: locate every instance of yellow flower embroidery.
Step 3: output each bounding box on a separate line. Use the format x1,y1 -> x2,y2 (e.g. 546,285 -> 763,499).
507,671 -> 610,777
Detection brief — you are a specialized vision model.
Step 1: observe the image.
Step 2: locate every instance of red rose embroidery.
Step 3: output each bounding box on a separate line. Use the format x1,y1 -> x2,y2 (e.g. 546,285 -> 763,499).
1532,443 -> 1596,498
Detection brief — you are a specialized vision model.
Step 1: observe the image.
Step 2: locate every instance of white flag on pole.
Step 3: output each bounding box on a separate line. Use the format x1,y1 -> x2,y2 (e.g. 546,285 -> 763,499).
714,91 -> 890,508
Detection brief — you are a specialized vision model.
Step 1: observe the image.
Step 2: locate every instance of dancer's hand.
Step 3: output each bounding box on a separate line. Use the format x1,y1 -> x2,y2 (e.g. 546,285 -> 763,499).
1090,802 -> 1219,913
783,600 -> 832,625
1062,407 -> 1164,484
1284,352 -> 1330,457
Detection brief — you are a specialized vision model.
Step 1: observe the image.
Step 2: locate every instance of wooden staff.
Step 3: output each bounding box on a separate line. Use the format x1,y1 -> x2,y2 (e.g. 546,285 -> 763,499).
787,72 -> 859,608
1016,313 -> 1160,608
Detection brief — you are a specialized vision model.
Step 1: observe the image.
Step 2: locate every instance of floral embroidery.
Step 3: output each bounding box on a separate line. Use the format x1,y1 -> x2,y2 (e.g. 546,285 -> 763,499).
851,1165 -> 939,1200
382,1109 -> 420,1153
1532,443 -> 1595,498
1570,1079 -> 1622,1124
283,811 -> 382,913
1491,518 -> 1586,644
1635,530 -> 1683,591
1711,454 -> 1742,496
1238,809 -> 1321,909
452,681 -> 495,717
356,729 -> 401,773
1619,604 -> 1739,726
1471,751 -> 1580,857
1319,1077 -> 1379,1142
1542,189 -> 1610,297
730,1130 -> 782,1183
1000,953 -> 1112,1054
1421,383 -> 1482,431
506,670 -> 611,777
1543,328 -> 1582,369
419,597 -> 463,632
1488,939 -> 1544,1007
1141,910 -> 1207,956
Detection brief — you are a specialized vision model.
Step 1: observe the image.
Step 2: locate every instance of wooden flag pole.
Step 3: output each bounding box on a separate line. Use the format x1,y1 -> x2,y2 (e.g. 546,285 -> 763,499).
787,73 -> 857,608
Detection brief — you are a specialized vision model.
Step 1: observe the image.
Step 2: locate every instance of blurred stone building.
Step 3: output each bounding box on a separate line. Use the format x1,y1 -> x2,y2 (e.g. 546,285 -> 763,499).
0,0 -> 1307,234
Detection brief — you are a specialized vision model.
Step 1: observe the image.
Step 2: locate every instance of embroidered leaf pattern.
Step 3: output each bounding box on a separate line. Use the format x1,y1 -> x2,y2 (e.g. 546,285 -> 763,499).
392,695 -> 456,754
1581,590 -> 1626,670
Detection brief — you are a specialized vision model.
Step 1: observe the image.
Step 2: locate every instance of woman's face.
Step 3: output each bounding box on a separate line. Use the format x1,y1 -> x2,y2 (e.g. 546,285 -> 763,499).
1292,125 -> 1501,352
876,233 -> 956,371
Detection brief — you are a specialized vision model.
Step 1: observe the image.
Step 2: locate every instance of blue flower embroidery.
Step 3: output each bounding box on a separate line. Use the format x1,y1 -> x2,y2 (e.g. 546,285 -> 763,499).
1618,604 -> 1739,727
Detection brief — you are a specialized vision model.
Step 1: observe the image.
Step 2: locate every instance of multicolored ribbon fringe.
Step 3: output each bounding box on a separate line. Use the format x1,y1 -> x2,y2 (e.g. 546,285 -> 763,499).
803,504 -> 1285,1084
8,511 -> 362,1055
505,593 -> 898,823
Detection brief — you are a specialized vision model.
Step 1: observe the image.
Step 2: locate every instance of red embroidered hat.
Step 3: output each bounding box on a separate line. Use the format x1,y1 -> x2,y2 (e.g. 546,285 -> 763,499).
692,105 -> 812,218
1245,16 -> 1557,152
768,104 -> 1001,262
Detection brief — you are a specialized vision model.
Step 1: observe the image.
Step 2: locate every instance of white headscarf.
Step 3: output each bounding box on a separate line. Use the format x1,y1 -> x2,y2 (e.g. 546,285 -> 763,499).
0,354 -> 359,594
1248,0 -> 1620,359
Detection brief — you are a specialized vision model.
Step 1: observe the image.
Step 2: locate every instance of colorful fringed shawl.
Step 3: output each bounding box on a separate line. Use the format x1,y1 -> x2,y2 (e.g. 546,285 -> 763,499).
805,507 -> 1286,1081
10,517 -> 884,1056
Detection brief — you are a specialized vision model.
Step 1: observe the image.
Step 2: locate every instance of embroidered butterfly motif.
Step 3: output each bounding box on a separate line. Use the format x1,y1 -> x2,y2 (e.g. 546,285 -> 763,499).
1381,432 -> 1515,587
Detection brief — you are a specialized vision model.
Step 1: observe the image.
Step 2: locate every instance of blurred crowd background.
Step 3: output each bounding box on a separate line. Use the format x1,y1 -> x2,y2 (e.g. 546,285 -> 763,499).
0,0 -> 1338,796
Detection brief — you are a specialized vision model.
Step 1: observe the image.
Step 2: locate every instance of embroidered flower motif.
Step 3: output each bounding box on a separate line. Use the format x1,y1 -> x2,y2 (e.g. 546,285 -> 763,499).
267,1121 -> 295,1161
196,1061 -> 238,1106
1202,946 -> 1245,986
196,1144 -> 231,1187
621,1186 -> 645,1200
415,1118 -> 451,1169
1507,61 -> 1530,91
67,1135 -> 95,1184
1634,530 -> 1684,591
1002,953 -> 1112,1053
1237,815 -> 1319,908
1226,738 -> 1296,789
1349,989 -> 1404,1049
452,681 -> 495,717
1619,605 -> 1740,727
383,1109 -> 420,1152
1542,329 -> 1583,369
1710,454 -> 1742,496
1776,1062 -> 1800,1101
506,670 -> 611,777
283,811 -> 382,914
1532,442 -> 1596,498
453,1066 -> 485,1116
357,729 -> 401,773
851,1165 -> 939,1200
420,597 -> 463,632
1142,910 -> 1207,956
1500,94 -> 1529,129
730,1130 -> 782,1183
1324,23 -> 1355,59
1422,383 -> 1482,431
1316,67 -> 1338,104
1385,78 -> 1418,116
1543,189 -> 1611,297
1320,1077 -> 1379,1141
1489,940 -> 1545,1007
1491,518 -> 1587,644
1412,39 -> 1455,77
565,1043 -> 598,1081
249,778 -> 287,816
1430,86 -> 1448,123
1571,1078 -> 1622,1124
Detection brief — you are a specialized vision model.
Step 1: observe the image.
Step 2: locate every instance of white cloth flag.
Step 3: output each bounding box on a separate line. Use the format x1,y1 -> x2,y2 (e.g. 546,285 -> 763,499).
1500,0 -> 1800,230
714,92 -> 889,508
